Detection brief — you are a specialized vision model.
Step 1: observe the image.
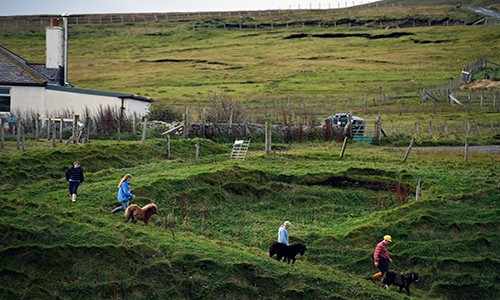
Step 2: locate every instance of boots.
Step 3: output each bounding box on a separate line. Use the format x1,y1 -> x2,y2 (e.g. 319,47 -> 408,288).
111,207 -> 122,214
71,194 -> 76,202
371,272 -> 383,283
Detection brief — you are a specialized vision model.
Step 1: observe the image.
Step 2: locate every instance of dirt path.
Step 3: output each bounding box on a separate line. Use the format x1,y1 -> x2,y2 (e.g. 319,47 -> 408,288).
412,145 -> 500,154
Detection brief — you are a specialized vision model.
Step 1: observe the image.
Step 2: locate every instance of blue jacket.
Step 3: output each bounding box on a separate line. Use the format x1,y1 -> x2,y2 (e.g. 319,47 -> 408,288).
118,181 -> 134,202
278,225 -> 289,245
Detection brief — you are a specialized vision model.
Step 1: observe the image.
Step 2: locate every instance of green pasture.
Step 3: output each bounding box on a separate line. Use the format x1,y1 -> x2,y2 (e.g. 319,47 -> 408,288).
1,6 -> 499,111
0,3 -> 499,298
0,139 -> 498,299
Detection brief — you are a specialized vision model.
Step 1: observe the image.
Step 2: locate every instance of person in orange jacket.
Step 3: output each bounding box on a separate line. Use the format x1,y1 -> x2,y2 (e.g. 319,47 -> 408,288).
371,235 -> 393,283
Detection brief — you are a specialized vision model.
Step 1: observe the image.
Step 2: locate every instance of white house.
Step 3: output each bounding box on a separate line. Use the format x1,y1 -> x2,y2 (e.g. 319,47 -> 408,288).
0,19 -> 152,119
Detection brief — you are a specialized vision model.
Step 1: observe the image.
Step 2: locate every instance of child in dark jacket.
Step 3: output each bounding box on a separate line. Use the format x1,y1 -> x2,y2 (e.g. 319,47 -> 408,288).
65,161 -> 84,203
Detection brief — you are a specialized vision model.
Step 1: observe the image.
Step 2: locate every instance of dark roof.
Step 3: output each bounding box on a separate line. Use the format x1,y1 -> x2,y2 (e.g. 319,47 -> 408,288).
46,85 -> 153,102
0,45 -> 62,85
0,45 -> 153,103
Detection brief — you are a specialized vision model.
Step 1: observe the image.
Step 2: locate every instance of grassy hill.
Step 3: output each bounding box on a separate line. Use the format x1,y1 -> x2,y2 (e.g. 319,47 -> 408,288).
0,2 -> 498,111
0,3 -> 499,299
0,139 -> 498,299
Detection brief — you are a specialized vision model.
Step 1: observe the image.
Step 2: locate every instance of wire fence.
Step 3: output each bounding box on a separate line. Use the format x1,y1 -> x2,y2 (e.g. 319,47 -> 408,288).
2,88 -> 498,147
1,3 -> 498,34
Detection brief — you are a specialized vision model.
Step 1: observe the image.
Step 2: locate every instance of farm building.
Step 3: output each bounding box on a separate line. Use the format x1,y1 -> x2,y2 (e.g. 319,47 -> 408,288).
0,19 -> 152,119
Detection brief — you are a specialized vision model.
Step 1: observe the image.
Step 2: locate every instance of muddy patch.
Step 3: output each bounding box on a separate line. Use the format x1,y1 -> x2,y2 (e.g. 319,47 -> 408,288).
141,58 -> 229,66
284,32 -> 414,40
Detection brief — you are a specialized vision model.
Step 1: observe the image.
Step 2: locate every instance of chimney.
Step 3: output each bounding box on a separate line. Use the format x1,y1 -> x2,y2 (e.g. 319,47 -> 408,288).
46,18 -> 64,69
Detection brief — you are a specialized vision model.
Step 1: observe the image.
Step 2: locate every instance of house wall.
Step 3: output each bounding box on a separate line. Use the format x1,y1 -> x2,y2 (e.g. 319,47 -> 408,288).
11,86 -> 46,113
10,86 -> 150,118
44,88 -> 150,117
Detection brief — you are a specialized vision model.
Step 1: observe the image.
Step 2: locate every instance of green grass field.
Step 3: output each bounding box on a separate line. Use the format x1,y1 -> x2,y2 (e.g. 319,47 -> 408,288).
1,3 -> 499,111
0,139 -> 498,299
0,1 -> 499,298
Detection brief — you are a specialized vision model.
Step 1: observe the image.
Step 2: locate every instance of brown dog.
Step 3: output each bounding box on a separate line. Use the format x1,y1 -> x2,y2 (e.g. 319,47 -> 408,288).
125,203 -> 157,225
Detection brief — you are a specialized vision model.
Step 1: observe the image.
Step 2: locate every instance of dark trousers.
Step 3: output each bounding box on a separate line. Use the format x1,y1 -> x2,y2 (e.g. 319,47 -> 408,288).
68,181 -> 80,195
378,257 -> 390,274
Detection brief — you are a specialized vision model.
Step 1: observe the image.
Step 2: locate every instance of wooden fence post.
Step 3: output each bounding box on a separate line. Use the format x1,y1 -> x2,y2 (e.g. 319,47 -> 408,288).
183,103 -> 189,139
17,121 -> 21,150
474,121 -> 481,136
85,117 -> 91,143
265,121 -> 272,155
52,123 -> 57,147
195,143 -> 200,164
35,114 -> 40,141
202,108 -> 206,138
429,120 -> 433,139
364,93 -> 368,114
464,138 -> 469,162
0,120 -> 4,150
166,134 -> 171,160
141,117 -> 148,145
415,178 -> 421,202
47,117 -> 51,140
117,117 -> 121,142
339,136 -> 348,159
403,138 -> 415,162
467,94 -> 471,114
133,112 -> 137,137
59,119 -> 63,142
444,121 -> 448,137
415,122 -> 419,139
73,115 -> 79,144
21,123 -> 26,151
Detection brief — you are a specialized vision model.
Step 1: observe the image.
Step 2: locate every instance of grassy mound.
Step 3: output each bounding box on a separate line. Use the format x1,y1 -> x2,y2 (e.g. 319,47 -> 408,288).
0,139 -> 498,299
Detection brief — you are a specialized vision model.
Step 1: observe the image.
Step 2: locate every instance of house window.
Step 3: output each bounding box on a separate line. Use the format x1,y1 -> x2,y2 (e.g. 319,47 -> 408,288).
0,87 -> 11,112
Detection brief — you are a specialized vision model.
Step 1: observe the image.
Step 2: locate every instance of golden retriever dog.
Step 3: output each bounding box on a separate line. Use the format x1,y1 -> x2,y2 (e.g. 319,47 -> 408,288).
124,203 -> 157,225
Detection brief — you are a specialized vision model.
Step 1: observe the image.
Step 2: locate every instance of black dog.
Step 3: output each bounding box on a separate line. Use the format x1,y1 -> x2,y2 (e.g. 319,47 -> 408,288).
382,271 -> 420,296
269,242 -> 307,264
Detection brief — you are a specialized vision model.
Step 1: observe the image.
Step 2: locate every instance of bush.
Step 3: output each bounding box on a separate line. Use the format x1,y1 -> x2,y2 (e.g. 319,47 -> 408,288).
147,104 -> 182,122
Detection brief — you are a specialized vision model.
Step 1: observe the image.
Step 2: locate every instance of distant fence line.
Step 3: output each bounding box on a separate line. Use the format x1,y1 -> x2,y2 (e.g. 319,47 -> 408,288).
2,114 -> 498,152
2,93 -> 498,148
165,90 -> 499,123
421,57 -> 496,103
2,3 -> 499,34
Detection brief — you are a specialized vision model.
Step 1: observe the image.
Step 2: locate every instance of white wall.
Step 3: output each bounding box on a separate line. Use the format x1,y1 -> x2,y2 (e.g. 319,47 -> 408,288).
44,89 -> 150,117
10,86 -> 150,118
11,86 -> 46,113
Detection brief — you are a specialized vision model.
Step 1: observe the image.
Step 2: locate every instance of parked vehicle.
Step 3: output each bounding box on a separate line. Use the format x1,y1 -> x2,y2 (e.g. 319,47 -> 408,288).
325,113 -> 365,137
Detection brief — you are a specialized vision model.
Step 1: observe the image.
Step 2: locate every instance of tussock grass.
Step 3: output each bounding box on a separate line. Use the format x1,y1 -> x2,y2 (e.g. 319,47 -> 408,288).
0,3 -> 499,298
0,139 -> 498,298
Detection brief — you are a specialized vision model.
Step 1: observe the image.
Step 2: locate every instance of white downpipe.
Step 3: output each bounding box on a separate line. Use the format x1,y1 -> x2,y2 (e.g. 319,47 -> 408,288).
62,14 -> 69,86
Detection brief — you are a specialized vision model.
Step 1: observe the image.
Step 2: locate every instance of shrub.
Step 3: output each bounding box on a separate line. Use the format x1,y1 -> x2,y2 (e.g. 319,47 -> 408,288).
147,104 -> 182,122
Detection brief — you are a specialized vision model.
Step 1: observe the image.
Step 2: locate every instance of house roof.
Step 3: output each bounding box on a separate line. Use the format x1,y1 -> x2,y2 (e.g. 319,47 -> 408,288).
0,45 -> 153,103
46,84 -> 153,102
0,45 -> 61,86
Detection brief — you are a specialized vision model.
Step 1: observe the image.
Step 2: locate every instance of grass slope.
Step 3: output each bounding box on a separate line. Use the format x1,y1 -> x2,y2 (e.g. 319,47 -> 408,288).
0,139 -> 498,299
1,5 -> 498,109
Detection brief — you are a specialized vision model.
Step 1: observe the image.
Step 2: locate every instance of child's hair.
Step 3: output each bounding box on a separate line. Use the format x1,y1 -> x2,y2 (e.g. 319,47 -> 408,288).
118,174 -> 132,188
